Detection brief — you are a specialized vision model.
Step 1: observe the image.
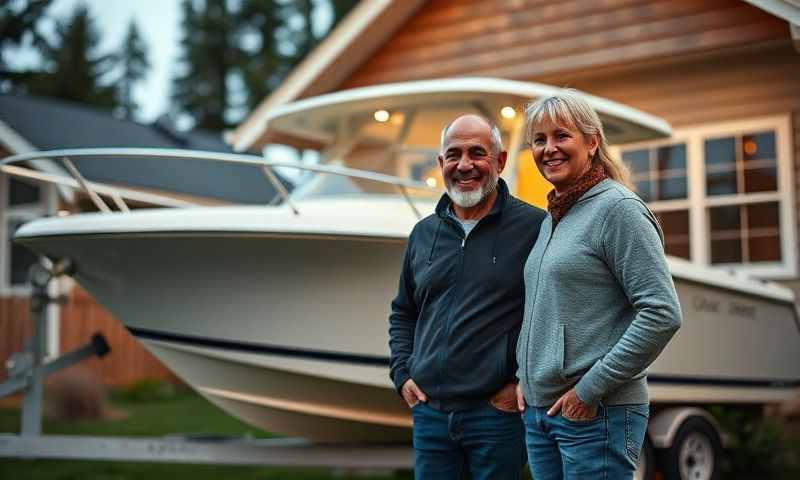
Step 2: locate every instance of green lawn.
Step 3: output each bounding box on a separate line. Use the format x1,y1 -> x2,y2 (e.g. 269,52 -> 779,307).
0,388 -> 412,480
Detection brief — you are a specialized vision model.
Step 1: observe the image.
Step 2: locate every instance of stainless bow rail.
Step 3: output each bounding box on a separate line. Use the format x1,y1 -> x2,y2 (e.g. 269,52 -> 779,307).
1,148 -> 437,219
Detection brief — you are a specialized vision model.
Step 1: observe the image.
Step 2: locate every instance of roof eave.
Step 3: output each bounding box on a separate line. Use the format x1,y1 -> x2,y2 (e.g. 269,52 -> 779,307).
228,0 -> 427,152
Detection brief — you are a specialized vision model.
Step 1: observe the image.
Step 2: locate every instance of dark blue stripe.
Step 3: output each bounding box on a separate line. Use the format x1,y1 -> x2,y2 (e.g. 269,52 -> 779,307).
130,327 -> 800,389
129,327 -> 390,367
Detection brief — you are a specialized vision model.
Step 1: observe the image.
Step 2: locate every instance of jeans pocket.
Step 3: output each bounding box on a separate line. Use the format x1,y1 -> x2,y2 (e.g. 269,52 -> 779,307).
624,404 -> 649,461
561,402 -> 604,424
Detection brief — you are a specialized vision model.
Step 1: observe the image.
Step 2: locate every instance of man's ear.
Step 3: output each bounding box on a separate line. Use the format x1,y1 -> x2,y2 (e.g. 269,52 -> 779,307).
496,150 -> 508,173
437,154 -> 444,170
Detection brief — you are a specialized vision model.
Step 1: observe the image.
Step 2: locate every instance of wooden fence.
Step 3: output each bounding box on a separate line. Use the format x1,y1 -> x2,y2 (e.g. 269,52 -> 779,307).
0,286 -> 179,387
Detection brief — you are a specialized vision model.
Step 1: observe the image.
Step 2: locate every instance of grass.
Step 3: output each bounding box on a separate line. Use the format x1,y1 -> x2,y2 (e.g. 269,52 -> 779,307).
0,387 -> 412,480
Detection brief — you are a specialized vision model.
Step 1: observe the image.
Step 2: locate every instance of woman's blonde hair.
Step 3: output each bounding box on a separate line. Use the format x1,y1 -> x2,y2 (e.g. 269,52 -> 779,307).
524,89 -> 633,190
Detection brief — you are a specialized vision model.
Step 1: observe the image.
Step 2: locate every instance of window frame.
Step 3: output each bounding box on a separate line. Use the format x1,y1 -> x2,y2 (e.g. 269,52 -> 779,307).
613,114 -> 795,279
0,173 -> 57,295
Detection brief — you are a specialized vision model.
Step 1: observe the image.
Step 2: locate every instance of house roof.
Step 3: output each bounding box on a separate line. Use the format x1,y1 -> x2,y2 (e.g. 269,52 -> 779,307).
229,0 -> 800,152
0,94 -> 290,204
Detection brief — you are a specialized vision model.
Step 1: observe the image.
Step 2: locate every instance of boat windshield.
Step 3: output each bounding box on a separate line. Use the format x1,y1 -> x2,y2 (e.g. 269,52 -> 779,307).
288,104 -> 515,201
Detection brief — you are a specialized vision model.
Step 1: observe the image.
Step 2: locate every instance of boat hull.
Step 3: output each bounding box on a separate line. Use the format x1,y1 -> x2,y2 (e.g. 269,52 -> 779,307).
16,221 -> 800,443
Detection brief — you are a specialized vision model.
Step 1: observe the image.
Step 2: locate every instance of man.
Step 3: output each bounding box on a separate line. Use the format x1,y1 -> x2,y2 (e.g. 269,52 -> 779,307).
389,115 -> 546,479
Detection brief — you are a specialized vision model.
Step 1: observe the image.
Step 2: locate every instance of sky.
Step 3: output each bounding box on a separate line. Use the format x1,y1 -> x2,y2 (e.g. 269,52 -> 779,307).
8,0 -> 333,125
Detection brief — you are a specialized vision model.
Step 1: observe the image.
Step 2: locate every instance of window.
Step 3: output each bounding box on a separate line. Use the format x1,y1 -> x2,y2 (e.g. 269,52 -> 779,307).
1,175 -> 54,292
617,116 -> 794,279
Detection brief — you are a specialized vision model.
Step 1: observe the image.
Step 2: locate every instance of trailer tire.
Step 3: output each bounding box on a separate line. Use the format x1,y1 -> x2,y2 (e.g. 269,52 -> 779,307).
635,436 -> 654,480
662,416 -> 722,480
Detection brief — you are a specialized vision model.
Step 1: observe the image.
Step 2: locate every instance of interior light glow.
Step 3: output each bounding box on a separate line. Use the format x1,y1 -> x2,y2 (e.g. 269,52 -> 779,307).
500,106 -> 516,119
426,177 -> 438,188
57,210 -> 70,217
374,110 -> 390,122
744,140 -> 758,156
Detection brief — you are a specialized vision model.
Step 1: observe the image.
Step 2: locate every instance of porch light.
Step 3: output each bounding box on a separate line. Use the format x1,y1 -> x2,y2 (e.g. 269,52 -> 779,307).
57,210 -> 70,217
426,177 -> 438,188
374,110 -> 390,122
501,106 -> 516,119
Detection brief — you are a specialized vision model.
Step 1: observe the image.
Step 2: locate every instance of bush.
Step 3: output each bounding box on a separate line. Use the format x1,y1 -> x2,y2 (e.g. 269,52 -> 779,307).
122,378 -> 177,402
709,405 -> 790,476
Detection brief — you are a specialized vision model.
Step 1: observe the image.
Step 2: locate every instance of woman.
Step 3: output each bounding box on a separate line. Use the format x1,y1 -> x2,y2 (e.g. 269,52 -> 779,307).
515,90 -> 682,479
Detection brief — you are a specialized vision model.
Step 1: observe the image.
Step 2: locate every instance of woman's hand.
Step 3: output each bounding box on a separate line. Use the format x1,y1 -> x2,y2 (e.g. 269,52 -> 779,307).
547,387 -> 597,420
516,383 -> 525,412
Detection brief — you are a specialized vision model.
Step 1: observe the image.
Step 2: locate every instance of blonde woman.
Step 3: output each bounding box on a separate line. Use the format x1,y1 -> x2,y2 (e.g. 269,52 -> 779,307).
515,90 -> 682,479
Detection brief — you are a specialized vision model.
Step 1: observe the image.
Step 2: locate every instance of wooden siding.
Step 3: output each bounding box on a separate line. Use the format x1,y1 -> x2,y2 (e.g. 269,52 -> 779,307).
0,287 -> 179,387
342,0 -> 788,89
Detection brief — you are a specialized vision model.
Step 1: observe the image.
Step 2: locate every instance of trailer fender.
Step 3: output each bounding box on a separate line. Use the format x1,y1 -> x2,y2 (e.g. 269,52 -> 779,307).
648,407 -> 728,449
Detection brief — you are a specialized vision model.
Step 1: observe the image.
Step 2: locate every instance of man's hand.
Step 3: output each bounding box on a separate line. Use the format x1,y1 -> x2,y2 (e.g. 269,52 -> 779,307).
547,387 -> 597,420
490,382 -> 520,413
401,379 -> 428,408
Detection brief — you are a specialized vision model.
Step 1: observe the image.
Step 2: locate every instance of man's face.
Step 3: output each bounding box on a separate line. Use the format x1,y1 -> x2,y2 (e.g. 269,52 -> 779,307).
438,117 -> 506,208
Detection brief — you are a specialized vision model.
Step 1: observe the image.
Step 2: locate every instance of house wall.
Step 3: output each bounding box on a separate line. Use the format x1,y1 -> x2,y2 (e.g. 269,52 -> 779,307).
338,0 -> 800,281
341,0 -> 788,89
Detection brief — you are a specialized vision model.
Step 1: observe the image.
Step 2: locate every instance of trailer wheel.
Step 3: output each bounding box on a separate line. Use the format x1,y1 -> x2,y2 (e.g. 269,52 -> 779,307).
663,417 -> 722,480
635,437 -> 654,480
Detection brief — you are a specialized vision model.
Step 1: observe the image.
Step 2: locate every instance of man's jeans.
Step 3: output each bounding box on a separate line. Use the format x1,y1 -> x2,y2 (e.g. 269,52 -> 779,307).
411,401 -> 526,479
522,403 -> 649,480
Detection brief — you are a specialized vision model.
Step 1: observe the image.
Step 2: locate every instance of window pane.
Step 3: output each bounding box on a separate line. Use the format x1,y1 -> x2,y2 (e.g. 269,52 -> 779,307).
634,180 -> 651,202
705,137 -> 736,167
748,235 -> 780,262
656,210 -> 690,259
658,177 -> 687,200
742,131 -> 776,162
657,144 -> 686,172
657,210 -> 690,235
744,166 -> 777,193
9,178 -> 40,206
706,171 -> 737,196
665,242 -> 691,259
623,150 -> 650,176
709,205 -> 741,232
747,202 -> 779,229
9,221 -> 39,285
711,238 -> 742,264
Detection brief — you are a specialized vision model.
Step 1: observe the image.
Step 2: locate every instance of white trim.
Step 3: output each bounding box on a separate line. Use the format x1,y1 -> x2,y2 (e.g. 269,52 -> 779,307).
230,0 -> 426,152
743,0 -> 800,25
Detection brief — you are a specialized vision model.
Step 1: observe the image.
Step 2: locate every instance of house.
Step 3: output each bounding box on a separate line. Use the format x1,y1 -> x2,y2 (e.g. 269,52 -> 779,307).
231,0 -> 800,291
0,94 -> 291,385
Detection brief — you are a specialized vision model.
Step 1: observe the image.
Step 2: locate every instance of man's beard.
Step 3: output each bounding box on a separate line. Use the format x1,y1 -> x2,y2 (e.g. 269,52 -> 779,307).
445,172 -> 498,208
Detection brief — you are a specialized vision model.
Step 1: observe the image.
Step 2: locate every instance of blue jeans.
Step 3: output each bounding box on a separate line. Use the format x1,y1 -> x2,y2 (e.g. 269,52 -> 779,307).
522,403 -> 649,480
411,401 -> 526,479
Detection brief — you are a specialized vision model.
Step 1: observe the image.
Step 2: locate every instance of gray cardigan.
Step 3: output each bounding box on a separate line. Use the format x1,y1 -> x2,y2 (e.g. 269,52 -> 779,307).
516,179 -> 682,407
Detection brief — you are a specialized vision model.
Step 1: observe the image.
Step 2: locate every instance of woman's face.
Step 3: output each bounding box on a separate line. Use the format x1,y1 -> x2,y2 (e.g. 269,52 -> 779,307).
530,118 -> 598,195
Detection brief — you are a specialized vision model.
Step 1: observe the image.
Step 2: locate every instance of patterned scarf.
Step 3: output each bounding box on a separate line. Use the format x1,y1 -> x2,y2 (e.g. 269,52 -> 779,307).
547,162 -> 608,226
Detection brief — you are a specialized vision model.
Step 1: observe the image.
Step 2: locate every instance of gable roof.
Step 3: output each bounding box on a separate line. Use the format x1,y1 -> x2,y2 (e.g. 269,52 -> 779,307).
229,0 -> 798,153
0,94 -> 291,204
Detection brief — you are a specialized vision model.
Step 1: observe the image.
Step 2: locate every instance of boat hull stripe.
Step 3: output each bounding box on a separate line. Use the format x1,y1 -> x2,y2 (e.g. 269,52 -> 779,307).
129,327 -> 800,388
129,327 -> 390,366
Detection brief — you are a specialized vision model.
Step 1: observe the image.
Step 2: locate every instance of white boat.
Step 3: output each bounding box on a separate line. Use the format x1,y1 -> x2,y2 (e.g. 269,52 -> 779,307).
4,78 -> 800,444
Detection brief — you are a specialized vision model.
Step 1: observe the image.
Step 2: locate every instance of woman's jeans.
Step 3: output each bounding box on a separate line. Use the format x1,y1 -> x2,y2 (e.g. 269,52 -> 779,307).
522,403 -> 649,480
411,401 -> 526,479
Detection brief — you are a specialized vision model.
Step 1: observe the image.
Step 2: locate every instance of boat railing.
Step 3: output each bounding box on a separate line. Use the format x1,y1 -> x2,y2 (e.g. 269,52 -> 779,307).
0,148 -> 436,219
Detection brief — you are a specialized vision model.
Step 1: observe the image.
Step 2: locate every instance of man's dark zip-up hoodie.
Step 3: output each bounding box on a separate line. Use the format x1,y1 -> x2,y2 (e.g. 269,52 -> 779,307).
389,179 -> 546,411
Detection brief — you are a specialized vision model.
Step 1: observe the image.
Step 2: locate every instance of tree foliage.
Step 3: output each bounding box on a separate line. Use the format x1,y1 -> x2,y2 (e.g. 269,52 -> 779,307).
0,0 -> 53,68
171,0 -> 358,132
115,20 -> 150,119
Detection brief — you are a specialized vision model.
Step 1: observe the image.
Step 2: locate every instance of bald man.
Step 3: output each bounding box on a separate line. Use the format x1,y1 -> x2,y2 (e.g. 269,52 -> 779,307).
389,115 -> 546,479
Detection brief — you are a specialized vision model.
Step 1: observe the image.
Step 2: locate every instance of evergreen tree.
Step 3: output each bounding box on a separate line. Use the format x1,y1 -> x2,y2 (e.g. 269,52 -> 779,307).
172,0 -> 240,131
114,20 -> 150,119
26,5 -> 116,109
238,0 -> 289,111
0,0 -> 52,68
